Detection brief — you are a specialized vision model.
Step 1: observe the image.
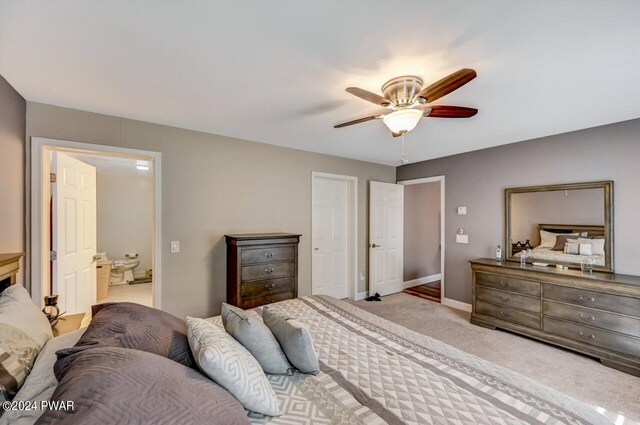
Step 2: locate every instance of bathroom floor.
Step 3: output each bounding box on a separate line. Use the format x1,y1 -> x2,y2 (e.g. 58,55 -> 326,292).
97,282 -> 153,307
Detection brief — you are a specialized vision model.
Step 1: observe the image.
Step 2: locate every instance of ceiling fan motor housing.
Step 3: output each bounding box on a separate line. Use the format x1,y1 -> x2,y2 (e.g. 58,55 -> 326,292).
381,76 -> 424,107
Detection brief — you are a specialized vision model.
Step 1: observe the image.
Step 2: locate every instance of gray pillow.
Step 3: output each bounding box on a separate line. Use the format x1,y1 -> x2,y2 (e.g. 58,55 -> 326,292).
221,303 -> 291,375
187,317 -> 281,417
0,285 -> 53,349
37,346 -> 250,425
262,307 -> 319,374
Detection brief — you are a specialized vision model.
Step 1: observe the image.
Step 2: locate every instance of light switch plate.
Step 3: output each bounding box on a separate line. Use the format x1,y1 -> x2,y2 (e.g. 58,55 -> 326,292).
170,241 -> 180,253
457,206 -> 467,215
456,234 -> 469,244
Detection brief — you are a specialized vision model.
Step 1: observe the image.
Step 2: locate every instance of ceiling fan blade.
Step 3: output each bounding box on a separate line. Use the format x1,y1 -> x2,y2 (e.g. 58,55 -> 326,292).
334,115 -> 381,128
423,105 -> 478,118
415,69 -> 476,103
345,87 -> 392,107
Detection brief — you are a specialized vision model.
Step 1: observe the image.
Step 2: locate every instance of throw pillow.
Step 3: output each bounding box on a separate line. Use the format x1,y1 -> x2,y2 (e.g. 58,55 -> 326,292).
187,317 -> 281,416
0,285 -> 53,349
262,307 -> 319,374
0,323 -> 40,402
221,303 -> 291,375
56,302 -> 195,368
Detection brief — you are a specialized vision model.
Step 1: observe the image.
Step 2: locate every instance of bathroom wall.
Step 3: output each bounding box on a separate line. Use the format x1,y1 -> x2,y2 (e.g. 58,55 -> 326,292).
97,171 -> 153,278
25,102 -> 396,318
403,182 -> 441,282
0,75 -> 26,285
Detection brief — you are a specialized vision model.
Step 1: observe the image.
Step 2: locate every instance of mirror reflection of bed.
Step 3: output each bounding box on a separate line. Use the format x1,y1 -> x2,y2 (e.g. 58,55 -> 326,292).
506,182 -> 613,271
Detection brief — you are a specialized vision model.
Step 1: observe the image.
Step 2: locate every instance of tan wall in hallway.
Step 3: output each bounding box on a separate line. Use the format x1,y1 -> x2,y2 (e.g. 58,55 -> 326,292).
403,182 -> 441,281
26,102 -> 395,318
0,76 -> 26,285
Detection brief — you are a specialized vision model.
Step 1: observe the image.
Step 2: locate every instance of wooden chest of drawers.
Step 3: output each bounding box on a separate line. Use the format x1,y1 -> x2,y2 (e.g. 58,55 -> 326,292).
226,233 -> 301,309
470,258 -> 640,377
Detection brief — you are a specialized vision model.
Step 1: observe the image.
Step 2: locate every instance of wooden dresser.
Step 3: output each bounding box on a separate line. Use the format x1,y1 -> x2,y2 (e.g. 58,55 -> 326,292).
470,258 -> 640,377
226,233 -> 301,309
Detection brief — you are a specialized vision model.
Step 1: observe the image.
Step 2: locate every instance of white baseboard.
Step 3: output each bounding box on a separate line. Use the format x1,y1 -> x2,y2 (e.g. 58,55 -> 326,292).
442,297 -> 472,312
355,291 -> 368,301
402,274 -> 441,290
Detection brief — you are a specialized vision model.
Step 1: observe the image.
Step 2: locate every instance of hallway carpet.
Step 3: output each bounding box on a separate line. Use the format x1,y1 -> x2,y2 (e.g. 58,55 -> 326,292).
350,292 -> 639,425
403,280 -> 441,302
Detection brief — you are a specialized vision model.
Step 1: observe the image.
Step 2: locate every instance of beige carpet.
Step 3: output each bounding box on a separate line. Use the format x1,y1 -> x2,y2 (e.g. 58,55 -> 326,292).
350,293 -> 640,425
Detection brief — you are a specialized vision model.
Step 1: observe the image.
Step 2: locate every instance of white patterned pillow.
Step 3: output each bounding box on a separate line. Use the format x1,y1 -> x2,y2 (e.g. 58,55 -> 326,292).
186,317 -> 281,416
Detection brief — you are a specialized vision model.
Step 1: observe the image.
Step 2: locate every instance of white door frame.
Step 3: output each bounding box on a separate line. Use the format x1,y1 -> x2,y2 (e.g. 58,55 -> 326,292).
311,172 -> 358,300
30,137 -> 162,309
397,176 -> 445,301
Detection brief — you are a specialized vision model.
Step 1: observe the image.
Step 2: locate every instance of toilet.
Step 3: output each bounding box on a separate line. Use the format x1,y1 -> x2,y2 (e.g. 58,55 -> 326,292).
98,252 -> 140,285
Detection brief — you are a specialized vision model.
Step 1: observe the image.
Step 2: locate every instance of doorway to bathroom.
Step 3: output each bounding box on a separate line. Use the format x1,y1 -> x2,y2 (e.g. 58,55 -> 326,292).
30,137 -> 162,318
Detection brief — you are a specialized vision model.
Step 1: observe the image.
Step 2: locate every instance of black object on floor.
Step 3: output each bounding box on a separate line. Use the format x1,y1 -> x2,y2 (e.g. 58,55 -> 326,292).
365,292 -> 382,302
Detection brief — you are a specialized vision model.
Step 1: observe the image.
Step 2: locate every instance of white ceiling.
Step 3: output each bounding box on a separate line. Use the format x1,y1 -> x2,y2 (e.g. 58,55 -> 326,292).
64,152 -> 153,176
2,1 -> 640,165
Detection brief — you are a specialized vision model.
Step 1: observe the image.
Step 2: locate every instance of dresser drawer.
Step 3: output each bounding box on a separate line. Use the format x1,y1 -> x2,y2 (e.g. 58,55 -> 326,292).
476,301 -> 540,329
476,272 -> 540,297
476,286 -> 540,313
241,246 -> 295,265
543,301 -> 640,338
242,261 -> 295,281
240,291 -> 294,309
543,284 -> 640,317
241,277 -> 295,299
543,317 -> 640,357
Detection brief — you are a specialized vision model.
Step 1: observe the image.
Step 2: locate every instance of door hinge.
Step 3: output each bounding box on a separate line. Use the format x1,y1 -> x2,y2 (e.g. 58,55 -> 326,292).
50,173 -> 57,183
50,251 -> 57,261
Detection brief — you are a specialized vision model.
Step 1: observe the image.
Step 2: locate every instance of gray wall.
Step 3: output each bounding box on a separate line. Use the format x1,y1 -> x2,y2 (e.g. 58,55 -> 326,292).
511,188 -> 605,245
403,182 -> 441,281
97,172 -> 154,276
397,118 -> 640,304
0,75 -> 26,284
26,102 -> 395,318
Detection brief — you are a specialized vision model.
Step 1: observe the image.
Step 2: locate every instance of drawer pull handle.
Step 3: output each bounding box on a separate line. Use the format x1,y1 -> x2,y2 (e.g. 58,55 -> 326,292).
264,252 -> 275,258
577,295 -> 596,303
265,268 -> 274,274
578,313 -> 595,322
498,296 -> 511,302
499,310 -> 511,318
579,331 -> 595,340
499,280 -> 511,288
265,283 -> 274,290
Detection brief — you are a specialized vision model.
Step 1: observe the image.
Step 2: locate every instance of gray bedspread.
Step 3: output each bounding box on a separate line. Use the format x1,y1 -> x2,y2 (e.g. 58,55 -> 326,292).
206,296 -> 611,425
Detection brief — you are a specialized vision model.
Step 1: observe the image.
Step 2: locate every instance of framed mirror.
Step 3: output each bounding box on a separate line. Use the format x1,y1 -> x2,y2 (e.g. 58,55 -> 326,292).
505,181 -> 614,272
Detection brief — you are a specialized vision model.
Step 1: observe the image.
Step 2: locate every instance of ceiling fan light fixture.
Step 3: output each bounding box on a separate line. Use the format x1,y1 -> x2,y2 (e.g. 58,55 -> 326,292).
382,109 -> 422,134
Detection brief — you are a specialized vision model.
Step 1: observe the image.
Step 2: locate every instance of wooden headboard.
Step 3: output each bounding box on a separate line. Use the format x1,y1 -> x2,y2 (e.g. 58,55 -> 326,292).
538,224 -> 605,238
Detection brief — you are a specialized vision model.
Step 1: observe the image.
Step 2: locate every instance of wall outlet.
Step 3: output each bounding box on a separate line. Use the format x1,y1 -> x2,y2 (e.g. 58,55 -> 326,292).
360,271 -> 365,281
457,206 -> 467,215
170,241 -> 180,253
456,234 -> 469,244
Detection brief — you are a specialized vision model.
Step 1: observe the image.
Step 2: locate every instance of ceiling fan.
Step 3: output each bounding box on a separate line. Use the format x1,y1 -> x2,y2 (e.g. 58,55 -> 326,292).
334,68 -> 477,136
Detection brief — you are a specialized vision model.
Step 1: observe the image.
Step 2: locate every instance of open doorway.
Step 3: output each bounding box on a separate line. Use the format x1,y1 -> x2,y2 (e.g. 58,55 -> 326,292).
30,137 -> 161,318
399,176 -> 444,303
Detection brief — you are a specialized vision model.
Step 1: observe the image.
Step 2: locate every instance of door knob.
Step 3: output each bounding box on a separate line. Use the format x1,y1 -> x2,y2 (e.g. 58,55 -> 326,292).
92,255 -> 100,262
314,248 -> 319,250
369,243 -> 381,248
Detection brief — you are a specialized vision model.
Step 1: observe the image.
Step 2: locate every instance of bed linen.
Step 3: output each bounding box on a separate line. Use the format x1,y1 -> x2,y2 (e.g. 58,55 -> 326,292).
205,296 -> 610,425
0,329 -> 84,425
4,296 -> 611,425
516,247 -> 605,266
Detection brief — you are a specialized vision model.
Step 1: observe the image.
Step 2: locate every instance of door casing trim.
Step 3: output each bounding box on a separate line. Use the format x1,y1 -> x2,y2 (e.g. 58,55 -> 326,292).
397,175 -> 445,301
30,137 -> 162,309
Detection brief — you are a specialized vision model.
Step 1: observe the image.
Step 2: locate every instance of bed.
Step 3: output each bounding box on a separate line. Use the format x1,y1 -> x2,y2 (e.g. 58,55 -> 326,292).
514,224 -> 606,267
2,295 -> 611,425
